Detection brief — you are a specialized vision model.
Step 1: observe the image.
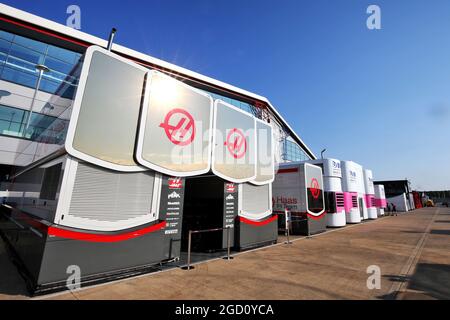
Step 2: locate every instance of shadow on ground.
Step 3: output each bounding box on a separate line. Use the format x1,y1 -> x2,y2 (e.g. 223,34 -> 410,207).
429,230 -> 450,236
379,263 -> 450,300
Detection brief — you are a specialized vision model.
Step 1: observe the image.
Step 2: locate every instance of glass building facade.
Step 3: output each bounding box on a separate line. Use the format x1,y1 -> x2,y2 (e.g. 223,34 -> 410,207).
283,139 -> 310,162
0,29 -> 80,142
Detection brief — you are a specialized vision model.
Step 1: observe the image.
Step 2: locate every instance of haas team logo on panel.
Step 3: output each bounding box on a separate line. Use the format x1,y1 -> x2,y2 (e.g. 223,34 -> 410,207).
224,128 -> 247,159
159,108 -> 196,146
310,178 -> 321,199
225,183 -> 236,193
168,178 -> 183,189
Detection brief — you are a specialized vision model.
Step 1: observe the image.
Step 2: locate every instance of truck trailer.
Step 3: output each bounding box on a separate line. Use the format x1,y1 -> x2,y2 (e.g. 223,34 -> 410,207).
363,169 -> 378,219
272,162 -> 326,235
0,45 -> 277,293
307,159 -> 345,227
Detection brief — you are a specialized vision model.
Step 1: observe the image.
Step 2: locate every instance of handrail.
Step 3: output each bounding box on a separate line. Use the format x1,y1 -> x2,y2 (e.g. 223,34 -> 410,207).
183,226 -> 233,270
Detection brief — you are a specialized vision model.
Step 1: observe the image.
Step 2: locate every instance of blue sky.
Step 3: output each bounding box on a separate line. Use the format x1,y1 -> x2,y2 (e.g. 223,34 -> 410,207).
4,0 -> 450,190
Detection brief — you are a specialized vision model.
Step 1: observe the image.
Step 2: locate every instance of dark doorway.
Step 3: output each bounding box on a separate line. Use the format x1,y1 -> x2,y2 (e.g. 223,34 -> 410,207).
181,176 -> 225,253
359,197 -> 364,219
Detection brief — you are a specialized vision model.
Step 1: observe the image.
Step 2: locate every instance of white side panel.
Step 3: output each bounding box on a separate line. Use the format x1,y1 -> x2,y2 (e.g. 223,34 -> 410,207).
273,164 -> 305,213
65,46 -> 148,172
249,119 -> 275,185
212,100 -> 257,183
136,70 -> 214,176
56,160 -> 160,231
239,183 -> 272,220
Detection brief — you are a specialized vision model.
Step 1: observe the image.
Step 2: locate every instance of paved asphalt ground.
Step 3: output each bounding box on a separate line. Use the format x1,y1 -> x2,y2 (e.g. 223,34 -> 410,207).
0,207 -> 448,300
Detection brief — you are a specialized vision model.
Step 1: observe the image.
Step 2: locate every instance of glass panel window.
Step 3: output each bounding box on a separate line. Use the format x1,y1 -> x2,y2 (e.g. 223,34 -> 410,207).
0,104 -> 69,143
44,56 -> 74,74
13,35 -> 47,54
39,77 -> 61,94
1,66 -> 38,88
0,106 -> 25,122
47,45 -> 80,64
0,29 -> 82,99
8,43 -> 43,65
0,38 -> 11,54
0,30 -> 14,42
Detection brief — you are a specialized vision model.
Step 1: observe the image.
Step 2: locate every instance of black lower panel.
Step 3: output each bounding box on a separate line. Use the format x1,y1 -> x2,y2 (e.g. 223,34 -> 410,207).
290,213 -> 327,235
236,218 -> 278,250
0,205 -> 174,295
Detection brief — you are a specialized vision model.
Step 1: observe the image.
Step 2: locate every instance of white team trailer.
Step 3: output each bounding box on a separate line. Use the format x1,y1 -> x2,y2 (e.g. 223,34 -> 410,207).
363,169 -> 378,219
307,159 -> 345,227
272,162 -> 326,235
374,184 -> 387,216
341,161 -> 364,223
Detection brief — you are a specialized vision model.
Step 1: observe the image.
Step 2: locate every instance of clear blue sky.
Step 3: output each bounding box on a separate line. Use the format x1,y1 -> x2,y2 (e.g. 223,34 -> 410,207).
4,0 -> 450,190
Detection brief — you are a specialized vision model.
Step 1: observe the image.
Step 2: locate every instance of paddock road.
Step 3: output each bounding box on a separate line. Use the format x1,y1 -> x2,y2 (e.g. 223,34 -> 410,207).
1,207 -> 449,300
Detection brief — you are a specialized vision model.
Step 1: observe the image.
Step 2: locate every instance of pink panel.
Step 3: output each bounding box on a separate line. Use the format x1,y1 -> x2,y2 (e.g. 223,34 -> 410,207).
374,198 -> 387,208
365,194 -> 375,208
343,192 -> 357,212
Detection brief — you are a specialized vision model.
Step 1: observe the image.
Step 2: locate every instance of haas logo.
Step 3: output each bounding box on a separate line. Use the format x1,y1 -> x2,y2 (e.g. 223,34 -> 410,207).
310,178 -> 321,200
159,108 -> 195,146
225,183 -> 236,193
168,178 -> 182,189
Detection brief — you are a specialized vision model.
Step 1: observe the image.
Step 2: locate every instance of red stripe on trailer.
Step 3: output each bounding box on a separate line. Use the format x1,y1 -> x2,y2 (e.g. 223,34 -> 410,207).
0,16 -> 90,47
239,215 -> 277,226
48,221 -> 166,242
274,210 -> 325,220
277,168 -> 298,174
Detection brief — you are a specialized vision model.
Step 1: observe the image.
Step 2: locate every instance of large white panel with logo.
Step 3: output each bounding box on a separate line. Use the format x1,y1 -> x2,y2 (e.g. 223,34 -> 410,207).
238,183 -> 272,221
363,169 -> 375,195
307,158 -> 342,192
304,163 -> 325,217
363,169 -> 378,219
355,163 -> 368,219
54,157 -> 162,232
212,100 -> 257,183
65,46 -> 148,172
136,70 -> 214,176
341,161 -> 360,193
